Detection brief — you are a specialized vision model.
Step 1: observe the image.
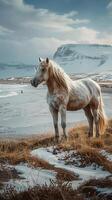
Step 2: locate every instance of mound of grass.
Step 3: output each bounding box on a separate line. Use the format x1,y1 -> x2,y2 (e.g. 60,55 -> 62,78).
0,164 -> 22,190
0,178 -> 111,200
0,181 -> 83,200
78,176 -> 112,200
56,168 -> 79,181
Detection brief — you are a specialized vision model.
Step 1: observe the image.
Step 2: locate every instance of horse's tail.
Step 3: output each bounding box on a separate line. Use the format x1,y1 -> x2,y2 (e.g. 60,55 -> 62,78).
98,93 -> 107,135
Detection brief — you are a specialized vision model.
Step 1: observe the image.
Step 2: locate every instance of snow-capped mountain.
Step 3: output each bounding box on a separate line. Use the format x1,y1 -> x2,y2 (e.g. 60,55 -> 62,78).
53,44 -> 112,74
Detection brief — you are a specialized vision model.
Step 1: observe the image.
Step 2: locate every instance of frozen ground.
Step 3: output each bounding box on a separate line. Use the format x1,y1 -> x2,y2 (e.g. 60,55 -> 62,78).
100,150 -> 112,162
1,146 -> 112,195
1,164 -> 56,192
31,147 -> 111,189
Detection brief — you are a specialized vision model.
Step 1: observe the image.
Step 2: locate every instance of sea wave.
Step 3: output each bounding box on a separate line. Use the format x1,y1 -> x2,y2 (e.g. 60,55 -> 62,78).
13,84 -> 28,88
0,91 -> 18,98
8,77 -> 15,80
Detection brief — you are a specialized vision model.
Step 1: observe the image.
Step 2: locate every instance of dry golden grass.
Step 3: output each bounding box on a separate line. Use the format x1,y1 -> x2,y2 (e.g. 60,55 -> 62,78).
0,181 -> 84,200
0,120 -> 112,199
0,177 -> 111,200
78,176 -> 112,199
0,133 -> 54,167
0,134 -> 80,183
77,148 -> 112,172
57,119 -> 112,152
56,120 -> 112,173
80,176 -> 112,189
0,119 -> 112,184
0,164 -> 22,190
56,168 -> 79,181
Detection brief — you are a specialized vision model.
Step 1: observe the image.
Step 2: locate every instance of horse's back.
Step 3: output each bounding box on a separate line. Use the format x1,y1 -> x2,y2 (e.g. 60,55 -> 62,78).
67,78 -> 101,111
82,78 -> 100,92
72,78 -> 101,96
75,78 -> 101,107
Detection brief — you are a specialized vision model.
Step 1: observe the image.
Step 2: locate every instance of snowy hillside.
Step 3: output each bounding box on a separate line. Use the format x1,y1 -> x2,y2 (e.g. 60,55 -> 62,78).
53,44 -> 112,74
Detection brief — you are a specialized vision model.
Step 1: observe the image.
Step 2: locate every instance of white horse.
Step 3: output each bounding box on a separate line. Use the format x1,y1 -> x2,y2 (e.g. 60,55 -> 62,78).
31,58 -> 107,142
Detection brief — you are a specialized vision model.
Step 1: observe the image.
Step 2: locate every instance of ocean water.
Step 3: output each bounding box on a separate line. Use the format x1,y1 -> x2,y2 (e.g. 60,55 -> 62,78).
0,83 -> 112,138
0,65 -> 34,79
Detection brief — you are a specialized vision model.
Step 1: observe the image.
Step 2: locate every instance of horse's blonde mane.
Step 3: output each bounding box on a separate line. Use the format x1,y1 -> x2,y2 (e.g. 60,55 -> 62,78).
48,60 -> 71,93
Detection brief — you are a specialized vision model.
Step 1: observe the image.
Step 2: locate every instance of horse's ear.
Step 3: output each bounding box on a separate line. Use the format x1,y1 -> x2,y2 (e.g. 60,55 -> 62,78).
39,57 -> 43,62
46,57 -> 49,64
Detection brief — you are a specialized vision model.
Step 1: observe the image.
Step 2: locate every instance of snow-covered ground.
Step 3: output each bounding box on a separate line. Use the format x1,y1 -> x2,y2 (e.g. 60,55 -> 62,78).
1,164 -> 56,192
100,150 -> 112,162
72,72 -> 112,82
31,147 -> 111,189
1,147 -> 112,193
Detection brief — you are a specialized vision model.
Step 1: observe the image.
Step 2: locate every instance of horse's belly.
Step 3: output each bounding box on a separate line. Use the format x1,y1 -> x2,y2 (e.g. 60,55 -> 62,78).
67,99 -> 87,111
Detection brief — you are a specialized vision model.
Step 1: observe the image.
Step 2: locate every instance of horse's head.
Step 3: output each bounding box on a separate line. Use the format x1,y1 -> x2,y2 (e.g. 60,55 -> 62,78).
31,57 -> 50,87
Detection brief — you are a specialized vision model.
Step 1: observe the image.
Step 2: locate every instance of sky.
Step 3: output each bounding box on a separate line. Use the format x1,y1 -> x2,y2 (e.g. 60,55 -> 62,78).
0,0 -> 112,64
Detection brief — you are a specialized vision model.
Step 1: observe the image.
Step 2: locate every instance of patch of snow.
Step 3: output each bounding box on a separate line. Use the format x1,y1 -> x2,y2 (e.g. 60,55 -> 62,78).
31,147 -> 110,189
100,150 -> 112,162
8,77 -> 15,80
2,164 -> 56,192
97,187 -> 112,195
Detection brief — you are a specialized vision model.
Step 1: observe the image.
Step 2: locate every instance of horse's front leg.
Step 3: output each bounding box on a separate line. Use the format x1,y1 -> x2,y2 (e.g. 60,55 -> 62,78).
49,106 -> 59,142
60,105 -> 67,140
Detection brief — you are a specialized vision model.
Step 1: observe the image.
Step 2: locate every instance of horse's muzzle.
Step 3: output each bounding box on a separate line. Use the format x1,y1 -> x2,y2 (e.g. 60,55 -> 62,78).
30,79 -> 38,87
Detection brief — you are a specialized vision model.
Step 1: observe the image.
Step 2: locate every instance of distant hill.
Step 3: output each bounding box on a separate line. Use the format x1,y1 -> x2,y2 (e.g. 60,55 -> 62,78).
53,44 -> 112,73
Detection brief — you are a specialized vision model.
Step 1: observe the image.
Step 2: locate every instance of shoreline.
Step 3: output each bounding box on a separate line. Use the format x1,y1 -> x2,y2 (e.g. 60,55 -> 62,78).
0,77 -> 31,84
0,77 -> 112,93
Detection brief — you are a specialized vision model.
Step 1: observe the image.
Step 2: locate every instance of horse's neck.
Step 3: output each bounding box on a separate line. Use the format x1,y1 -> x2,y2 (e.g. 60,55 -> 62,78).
46,78 -> 56,94
46,65 -> 72,94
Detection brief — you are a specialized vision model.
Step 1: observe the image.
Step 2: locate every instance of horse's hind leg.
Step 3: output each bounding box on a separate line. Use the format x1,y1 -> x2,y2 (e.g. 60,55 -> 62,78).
92,108 -> 100,137
84,105 -> 94,137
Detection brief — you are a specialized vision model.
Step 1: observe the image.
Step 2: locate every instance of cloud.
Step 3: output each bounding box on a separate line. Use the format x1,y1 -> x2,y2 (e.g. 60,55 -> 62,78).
0,0 -> 111,63
107,0 -> 112,14
58,26 -> 99,42
107,0 -> 112,9
97,31 -> 112,44
0,0 -> 89,37
64,11 -> 78,17
0,25 -> 13,36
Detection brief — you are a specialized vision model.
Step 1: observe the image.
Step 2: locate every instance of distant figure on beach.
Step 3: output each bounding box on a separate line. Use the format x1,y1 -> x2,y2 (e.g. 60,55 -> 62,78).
21,90 -> 23,94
